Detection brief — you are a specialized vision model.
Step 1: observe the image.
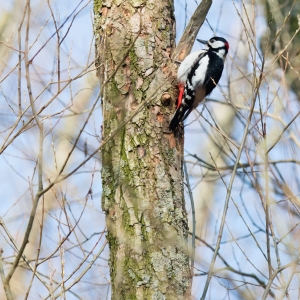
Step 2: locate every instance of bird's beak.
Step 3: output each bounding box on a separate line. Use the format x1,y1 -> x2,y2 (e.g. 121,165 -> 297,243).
197,39 -> 208,45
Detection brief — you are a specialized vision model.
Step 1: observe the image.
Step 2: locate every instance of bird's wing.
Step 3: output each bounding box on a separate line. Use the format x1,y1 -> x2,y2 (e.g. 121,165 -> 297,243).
182,53 -> 210,108
177,50 -> 206,83
188,54 -> 210,89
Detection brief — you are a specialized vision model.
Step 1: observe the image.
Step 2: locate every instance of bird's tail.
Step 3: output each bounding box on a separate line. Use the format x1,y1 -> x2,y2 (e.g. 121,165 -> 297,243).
169,105 -> 188,131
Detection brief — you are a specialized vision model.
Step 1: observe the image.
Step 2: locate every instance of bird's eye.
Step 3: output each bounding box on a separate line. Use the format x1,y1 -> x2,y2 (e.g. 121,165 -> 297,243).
210,39 -> 215,43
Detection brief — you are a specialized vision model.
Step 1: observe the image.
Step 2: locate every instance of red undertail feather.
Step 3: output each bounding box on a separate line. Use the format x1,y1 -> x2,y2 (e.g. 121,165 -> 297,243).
177,83 -> 184,108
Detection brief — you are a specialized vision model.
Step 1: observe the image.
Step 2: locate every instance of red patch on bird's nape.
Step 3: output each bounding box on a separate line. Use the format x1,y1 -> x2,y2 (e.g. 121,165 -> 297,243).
225,42 -> 229,51
177,83 -> 184,108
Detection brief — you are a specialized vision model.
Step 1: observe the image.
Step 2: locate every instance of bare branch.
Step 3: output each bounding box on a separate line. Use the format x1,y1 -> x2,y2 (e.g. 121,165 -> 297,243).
172,0 -> 212,61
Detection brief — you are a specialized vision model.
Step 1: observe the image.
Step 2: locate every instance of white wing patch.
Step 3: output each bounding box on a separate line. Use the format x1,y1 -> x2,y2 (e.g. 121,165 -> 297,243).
191,55 -> 209,87
177,50 -> 206,83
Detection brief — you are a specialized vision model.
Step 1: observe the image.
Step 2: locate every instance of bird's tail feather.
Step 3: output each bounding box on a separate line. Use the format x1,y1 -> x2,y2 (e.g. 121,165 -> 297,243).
169,105 -> 188,131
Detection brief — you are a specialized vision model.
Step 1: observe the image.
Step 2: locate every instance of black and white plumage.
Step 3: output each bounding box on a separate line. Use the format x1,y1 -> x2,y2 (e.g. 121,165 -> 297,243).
169,37 -> 229,131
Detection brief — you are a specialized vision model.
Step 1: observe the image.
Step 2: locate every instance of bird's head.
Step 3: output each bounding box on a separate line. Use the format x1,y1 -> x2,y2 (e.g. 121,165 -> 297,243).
197,36 -> 229,58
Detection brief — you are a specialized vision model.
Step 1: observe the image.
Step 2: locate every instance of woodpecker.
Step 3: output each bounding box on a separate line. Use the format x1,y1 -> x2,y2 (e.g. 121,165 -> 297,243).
169,37 -> 229,131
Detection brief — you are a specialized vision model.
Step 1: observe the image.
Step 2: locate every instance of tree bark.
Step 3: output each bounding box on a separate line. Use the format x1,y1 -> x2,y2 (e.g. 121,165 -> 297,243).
94,0 -> 191,299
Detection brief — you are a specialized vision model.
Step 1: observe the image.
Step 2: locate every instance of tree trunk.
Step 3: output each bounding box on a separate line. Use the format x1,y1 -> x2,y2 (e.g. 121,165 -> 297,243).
94,0 -> 191,299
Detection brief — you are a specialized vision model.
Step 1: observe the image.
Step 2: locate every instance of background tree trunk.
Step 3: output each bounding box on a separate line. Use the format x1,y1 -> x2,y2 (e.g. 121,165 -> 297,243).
94,0 -> 191,299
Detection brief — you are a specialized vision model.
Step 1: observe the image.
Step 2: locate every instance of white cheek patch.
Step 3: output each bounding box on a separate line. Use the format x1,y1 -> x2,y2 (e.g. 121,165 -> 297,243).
210,40 -> 225,48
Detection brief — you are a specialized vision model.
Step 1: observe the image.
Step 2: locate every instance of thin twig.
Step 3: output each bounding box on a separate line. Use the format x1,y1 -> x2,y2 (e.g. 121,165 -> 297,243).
44,237 -> 107,300
189,154 -> 300,171
29,0 -> 85,63
184,161 -> 196,278
37,195 -> 88,266
17,2 -> 28,117
4,122 -> 44,284
24,195 -> 46,299
55,240 -> 107,299
24,0 -> 41,129
47,0 -> 61,92
261,259 -> 300,300
263,129 -> 272,278
277,267 -> 296,300
189,233 -> 275,298
267,111 -> 300,153
0,217 -> 49,289
0,249 -> 13,300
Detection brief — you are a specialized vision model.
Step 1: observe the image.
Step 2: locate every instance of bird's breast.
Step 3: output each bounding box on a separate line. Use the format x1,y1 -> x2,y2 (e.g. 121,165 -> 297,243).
192,88 -> 206,108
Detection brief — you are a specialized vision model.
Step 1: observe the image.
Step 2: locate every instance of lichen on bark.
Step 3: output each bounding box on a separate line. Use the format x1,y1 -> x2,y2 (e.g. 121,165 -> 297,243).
94,0 -> 191,298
